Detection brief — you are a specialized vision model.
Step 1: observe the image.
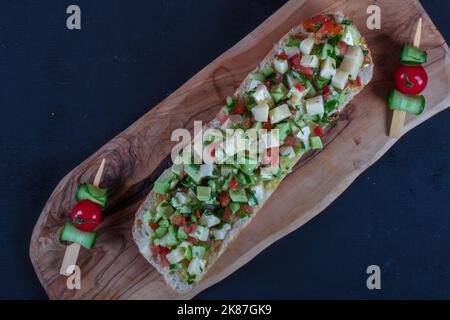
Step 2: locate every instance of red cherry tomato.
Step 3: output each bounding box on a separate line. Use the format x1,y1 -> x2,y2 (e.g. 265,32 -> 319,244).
70,200 -> 102,231
395,65 -> 428,95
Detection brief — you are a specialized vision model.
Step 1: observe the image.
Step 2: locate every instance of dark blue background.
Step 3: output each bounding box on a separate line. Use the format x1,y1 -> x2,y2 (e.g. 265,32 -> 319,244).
0,0 -> 448,299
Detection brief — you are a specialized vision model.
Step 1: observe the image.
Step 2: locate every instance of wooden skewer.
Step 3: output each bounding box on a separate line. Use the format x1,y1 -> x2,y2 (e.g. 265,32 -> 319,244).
60,158 -> 106,276
389,18 -> 422,138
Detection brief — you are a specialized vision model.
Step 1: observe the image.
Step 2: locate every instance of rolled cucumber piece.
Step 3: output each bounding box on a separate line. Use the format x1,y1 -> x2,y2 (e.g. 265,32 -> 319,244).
60,222 -> 98,249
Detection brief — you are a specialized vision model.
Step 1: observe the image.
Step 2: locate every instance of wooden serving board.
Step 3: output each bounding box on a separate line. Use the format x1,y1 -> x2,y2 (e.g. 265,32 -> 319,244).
30,0 -> 450,299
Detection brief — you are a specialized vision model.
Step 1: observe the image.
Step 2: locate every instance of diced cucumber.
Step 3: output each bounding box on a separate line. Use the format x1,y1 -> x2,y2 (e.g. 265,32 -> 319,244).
310,136 -> 323,149
229,188 -> 248,203
387,89 -> 425,115
158,219 -> 169,228
60,222 -> 97,249
155,227 -> 168,238
192,246 -> 206,259
400,44 -> 427,65
184,164 -> 202,184
171,163 -> 184,177
76,183 -> 108,207
153,169 -> 176,195
156,200 -> 174,218
270,83 -> 289,103
177,227 -> 188,241
273,58 -> 289,74
320,43 -> 334,60
262,66 -> 275,78
249,72 -> 265,81
229,202 -> 241,214
275,122 -> 291,142
197,186 -> 211,202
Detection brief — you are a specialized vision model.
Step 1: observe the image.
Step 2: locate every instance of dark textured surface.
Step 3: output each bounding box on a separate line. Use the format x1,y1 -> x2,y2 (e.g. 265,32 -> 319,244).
0,0 -> 448,299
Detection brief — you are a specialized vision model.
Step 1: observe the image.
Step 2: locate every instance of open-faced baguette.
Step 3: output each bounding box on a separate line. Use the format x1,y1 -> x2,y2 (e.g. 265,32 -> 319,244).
133,12 -> 374,294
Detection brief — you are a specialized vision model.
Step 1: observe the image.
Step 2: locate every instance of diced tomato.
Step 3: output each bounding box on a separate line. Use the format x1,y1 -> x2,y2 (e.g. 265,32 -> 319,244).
187,237 -> 198,245
242,117 -> 251,129
262,118 -> 272,130
160,256 -> 170,268
349,76 -> 362,87
323,86 -> 331,95
293,64 -> 314,77
217,109 -> 229,124
210,147 -> 216,157
322,86 -> 332,101
219,191 -> 230,207
194,209 -> 201,219
250,115 -> 256,124
262,148 -> 279,166
156,194 -> 166,202
314,126 -> 325,137
231,101 -> 245,115
332,24 -> 344,36
222,208 -> 233,222
303,14 -> 328,32
290,53 -> 301,67
152,245 -> 170,256
283,135 -> 295,147
239,204 -> 254,215
277,52 -> 288,60
318,22 -> 334,35
180,187 -> 189,193
149,221 -> 158,230
184,224 -> 197,234
171,214 -> 186,227
228,177 -> 240,190
294,83 -> 305,92
338,40 -> 348,56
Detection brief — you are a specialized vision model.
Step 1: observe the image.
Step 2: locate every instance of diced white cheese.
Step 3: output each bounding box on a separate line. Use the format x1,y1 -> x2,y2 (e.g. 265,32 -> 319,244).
166,246 -> 185,264
210,224 -> 231,240
331,70 -> 349,90
220,165 -> 232,176
250,183 -> 265,204
269,103 -> 292,124
222,131 -> 246,156
199,163 -> 214,178
280,146 -> 296,159
300,36 -> 315,55
284,45 -> 300,58
296,126 -> 311,149
252,84 -> 274,107
320,57 -> 337,79
260,164 -> 279,178
251,103 -> 269,122
247,79 -> 262,91
189,225 -> 209,241
187,258 -> 206,277
300,54 -> 319,68
305,95 -> 324,116
273,58 -> 289,74
288,85 -> 309,105
199,213 -> 221,228
339,46 -> 364,80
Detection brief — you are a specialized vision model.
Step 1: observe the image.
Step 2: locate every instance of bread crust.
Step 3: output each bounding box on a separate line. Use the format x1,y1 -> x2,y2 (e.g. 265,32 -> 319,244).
132,12 -> 374,294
